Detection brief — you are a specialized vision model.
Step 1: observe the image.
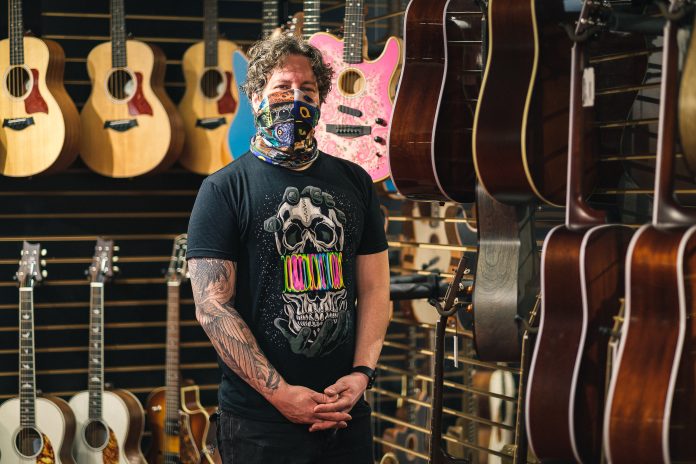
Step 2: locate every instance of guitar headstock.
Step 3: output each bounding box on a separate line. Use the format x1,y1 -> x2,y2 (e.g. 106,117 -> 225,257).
88,238 -> 119,284
439,256 -> 472,317
166,234 -> 189,284
16,241 -> 46,288
570,0 -> 610,41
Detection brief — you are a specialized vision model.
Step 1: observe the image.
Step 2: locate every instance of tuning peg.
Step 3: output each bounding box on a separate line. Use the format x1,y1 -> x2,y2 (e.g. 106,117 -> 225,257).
112,256 -> 119,263
185,272 -> 190,279
40,260 -> 46,267
113,246 -> 120,252
113,266 -> 120,274
41,270 -> 48,278
40,249 -> 47,256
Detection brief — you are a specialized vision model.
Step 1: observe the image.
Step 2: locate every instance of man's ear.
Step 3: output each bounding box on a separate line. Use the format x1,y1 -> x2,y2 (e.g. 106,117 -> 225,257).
251,93 -> 262,112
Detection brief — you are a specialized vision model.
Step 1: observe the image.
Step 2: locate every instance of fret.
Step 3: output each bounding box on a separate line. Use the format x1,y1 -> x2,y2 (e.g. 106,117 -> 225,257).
9,0 -> 25,66
19,288 -> 35,427
342,1 -> 364,64
164,282 -> 180,423
303,0 -> 320,39
111,0 -> 128,68
262,0 -> 279,39
203,0 -> 219,68
88,283 -> 104,421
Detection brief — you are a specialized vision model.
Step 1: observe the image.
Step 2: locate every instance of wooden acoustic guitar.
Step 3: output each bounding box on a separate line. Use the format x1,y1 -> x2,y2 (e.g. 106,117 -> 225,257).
0,242 -> 77,464
0,0 -> 79,177
472,0 -> 576,206
389,0 -> 482,202
604,2 -> 696,462
524,2 -> 639,461
146,235 -> 213,464
79,0 -> 184,178
68,239 -> 147,464
179,0 -> 242,175
308,0 -> 402,182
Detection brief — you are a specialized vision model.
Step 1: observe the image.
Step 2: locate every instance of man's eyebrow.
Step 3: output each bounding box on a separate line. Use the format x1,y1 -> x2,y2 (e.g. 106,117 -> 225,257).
272,78 -> 317,86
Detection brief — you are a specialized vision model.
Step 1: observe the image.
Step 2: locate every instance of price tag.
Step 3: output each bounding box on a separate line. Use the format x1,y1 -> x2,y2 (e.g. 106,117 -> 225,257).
582,66 -> 595,108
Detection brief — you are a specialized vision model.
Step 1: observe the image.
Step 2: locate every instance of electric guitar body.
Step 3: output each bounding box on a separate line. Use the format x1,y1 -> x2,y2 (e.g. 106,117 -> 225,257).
308,28 -> 401,181
0,36 -> 80,177
226,50 -> 256,158
80,39 -> 184,177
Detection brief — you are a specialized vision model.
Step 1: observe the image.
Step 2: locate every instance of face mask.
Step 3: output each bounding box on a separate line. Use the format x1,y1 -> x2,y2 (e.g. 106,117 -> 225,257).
250,89 -> 321,169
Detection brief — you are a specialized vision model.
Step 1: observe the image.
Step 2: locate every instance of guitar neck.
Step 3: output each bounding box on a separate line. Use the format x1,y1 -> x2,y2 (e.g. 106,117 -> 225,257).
111,0 -> 128,68
9,0 -> 24,66
88,283 -> 105,421
19,287 -> 36,427
342,0 -> 364,64
303,0 -> 320,40
203,0 -> 219,68
262,0 -> 279,39
165,282 -> 181,426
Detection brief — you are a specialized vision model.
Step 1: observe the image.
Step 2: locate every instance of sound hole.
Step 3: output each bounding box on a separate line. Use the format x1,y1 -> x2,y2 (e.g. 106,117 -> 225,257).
14,426 -> 43,458
84,419 -> 110,449
107,69 -> 136,101
4,66 -> 31,98
200,69 -> 225,99
338,69 -> 365,96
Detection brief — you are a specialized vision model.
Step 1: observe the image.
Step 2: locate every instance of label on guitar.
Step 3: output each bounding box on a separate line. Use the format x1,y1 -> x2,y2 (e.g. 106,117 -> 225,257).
582,67 -> 595,107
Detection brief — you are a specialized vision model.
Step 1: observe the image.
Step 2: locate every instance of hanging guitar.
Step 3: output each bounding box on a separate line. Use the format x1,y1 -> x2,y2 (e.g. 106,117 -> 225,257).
308,0 -> 402,182
79,0 -> 184,177
0,0 -> 80,177
389,0 -> 483,202
0,242 -> 77,464
146,235 -> 213,464
68,239 -> 147,464
179,0 -> 242,175
604,2 -> 696,462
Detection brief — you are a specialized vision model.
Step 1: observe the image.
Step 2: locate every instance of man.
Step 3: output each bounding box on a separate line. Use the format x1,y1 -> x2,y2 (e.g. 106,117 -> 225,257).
186,34 -> 390,464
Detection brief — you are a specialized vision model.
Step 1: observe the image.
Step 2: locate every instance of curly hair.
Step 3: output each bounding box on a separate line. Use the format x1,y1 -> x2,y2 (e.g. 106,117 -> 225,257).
241,35 -> 334,104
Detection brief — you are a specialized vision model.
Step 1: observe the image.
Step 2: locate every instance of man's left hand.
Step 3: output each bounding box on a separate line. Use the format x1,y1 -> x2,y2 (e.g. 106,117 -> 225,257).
310,372 -> 369,432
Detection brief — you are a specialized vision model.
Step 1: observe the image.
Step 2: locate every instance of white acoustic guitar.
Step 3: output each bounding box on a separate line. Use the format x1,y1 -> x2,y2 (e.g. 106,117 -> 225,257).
0,242 -> 77,464
68,239 -> 147,464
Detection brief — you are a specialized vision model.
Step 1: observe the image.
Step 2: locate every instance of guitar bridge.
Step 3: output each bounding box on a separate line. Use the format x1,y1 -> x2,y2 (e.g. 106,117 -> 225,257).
104,119 -> 138,132
2,117 -> 35,131
325,124 -> 371,138
196,117 -> 226,130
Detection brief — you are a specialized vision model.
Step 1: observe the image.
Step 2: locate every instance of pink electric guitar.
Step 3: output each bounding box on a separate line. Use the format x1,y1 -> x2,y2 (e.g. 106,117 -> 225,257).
308,0 -> 401,182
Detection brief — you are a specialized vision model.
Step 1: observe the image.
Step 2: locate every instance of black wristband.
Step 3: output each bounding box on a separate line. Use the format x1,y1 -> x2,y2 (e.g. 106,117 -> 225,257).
351,365 -> 376,389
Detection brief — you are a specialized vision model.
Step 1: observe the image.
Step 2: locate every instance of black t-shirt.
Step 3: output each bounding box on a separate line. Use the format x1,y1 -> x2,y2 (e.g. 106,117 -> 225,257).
186,151 -> 388,422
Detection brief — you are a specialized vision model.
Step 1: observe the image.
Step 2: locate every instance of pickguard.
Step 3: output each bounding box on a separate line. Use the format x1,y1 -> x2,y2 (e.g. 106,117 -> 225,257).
217,71 -> 237,115
127,72 -> 153,116
37,433 -> 56,464
102,428 -> 120,464
25,69 -> 48,115
179,413 -> 200,464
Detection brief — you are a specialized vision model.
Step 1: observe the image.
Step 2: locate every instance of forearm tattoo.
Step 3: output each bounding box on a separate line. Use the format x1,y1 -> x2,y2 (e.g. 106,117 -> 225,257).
188,258 -> 281,396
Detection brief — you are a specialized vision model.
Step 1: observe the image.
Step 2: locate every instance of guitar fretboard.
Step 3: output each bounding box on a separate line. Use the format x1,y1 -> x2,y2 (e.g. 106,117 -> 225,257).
342,0 -> 364,64
88,283 -> 104,421
262,0 -> 279,39
9,0 -> 24,66
164,282 -> 181,429
303,0 -> 320,40
111,0 -> 128,68
203,0 -> 219,68
19,288 -> 36,427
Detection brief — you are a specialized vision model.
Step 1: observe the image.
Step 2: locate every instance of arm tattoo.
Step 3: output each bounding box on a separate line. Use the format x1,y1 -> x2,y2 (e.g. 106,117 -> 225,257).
189,258 -> 281,396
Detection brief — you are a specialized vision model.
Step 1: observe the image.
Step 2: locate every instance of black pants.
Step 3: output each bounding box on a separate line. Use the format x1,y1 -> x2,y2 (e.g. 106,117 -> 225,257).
217,410 -> 374,464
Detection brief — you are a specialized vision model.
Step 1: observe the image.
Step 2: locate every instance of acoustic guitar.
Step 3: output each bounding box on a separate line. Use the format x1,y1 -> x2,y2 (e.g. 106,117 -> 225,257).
146,235 -> 212,464
0,242 -> 77,464
79,0 -> 184,178
308,0 -> 402,182
68,239 -> 147,464
524,3 -> 637,461
389,0 -> 483,202
472,0 -> 576,206
0,0 -> 79,177
604,2 -> 696,461
179,0 -> 242,175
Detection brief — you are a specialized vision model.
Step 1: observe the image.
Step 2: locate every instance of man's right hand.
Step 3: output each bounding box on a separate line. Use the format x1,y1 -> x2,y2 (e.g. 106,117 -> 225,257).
271,383 -> 351,431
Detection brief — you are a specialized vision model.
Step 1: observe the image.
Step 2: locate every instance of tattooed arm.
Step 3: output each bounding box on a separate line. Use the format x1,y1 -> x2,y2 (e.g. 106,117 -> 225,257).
189,257 -> 351,429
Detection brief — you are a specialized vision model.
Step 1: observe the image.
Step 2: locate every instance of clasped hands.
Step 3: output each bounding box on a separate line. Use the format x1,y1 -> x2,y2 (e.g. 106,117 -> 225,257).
271,372 -> 369,432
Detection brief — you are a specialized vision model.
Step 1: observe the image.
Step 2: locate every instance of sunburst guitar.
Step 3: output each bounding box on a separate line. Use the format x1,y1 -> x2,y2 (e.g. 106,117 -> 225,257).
179,0 -> 241,175
308,0 -> 401,181
0,0 -> 79,177
79,0 -> 183,178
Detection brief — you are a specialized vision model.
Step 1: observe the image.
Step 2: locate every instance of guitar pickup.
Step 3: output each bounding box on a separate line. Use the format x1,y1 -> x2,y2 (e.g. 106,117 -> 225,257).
2,117 -> 35,131
325,124 -> 371,138
337,105 -> 363,118
104,119 -> 138,132
196,117 -> 226,130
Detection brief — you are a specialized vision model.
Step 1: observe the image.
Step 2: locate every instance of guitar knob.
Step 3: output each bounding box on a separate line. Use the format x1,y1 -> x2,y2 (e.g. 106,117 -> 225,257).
40,249 -> 47,256
40,260 -> 46,267
374,136 -> 386,144
113,246 -> 120,252
375,118 -> 387,126
112,256 -> 119,263
113,266 -> 120,274
41,270 -> 48,278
